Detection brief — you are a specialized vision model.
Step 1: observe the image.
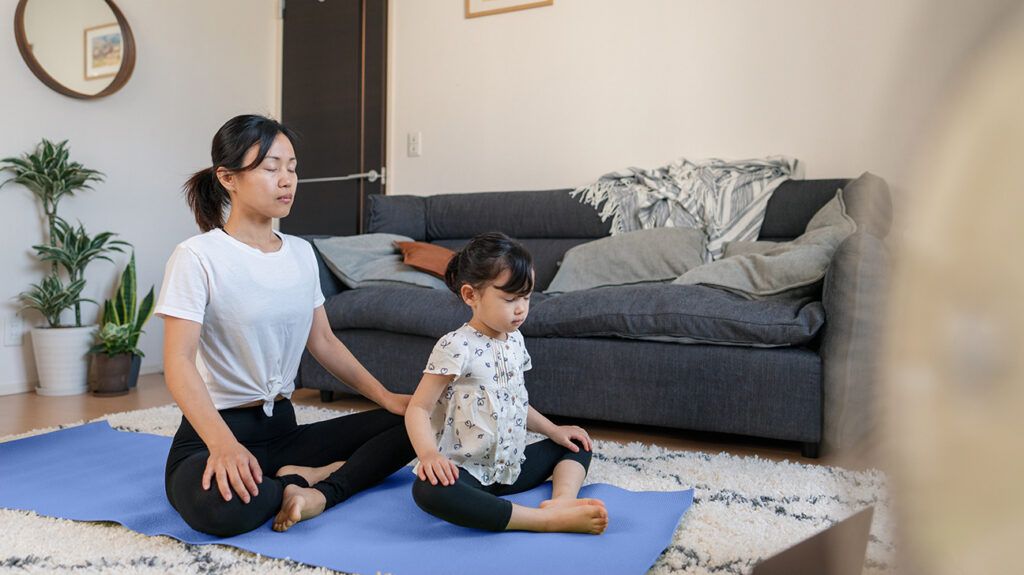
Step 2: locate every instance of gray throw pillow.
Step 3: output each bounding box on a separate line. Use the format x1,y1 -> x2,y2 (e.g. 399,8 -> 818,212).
545,227 -> 706,294
674,189 -> 856,299
313,234 -> 447,290
722,240 -> 781,258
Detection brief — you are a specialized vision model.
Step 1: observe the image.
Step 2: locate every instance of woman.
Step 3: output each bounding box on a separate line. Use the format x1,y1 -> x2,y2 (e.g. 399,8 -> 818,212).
155,114 -> 414,536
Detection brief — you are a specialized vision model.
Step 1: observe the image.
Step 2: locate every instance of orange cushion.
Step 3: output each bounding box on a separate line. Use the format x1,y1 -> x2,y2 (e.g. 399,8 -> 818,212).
394,241 -> 456,279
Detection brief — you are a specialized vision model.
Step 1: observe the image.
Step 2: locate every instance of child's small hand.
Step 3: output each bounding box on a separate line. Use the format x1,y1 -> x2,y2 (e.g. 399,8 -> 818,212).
418,453 -> 460,486
550,425 -> 592,453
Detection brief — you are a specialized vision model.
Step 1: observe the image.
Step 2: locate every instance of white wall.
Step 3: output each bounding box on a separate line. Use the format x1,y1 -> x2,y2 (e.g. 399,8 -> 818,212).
384,0 -> 978,196
3,0 -> 1007,396
0,0 -> 281,395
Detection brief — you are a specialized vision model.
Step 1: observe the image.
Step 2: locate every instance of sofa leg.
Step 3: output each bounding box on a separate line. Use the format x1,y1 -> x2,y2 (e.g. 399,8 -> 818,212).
319,390 -> 335,403
801,442 -> 820,459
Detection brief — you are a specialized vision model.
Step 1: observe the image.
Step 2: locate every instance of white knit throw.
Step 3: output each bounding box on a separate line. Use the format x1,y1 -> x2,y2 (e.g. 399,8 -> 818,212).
572,156 -> 803,260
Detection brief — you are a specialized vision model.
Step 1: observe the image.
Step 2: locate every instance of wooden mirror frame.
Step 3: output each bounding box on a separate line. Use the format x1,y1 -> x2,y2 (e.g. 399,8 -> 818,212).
14,0 -> 136,99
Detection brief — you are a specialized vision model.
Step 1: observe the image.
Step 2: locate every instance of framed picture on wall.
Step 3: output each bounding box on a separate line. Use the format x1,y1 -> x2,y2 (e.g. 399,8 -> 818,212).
84,23 -> 122,80
465,0 -> 553,19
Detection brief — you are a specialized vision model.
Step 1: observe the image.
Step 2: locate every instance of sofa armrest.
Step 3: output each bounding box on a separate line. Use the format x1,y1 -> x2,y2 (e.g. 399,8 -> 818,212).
820,231 -> 890,453
298,235 -> 347,301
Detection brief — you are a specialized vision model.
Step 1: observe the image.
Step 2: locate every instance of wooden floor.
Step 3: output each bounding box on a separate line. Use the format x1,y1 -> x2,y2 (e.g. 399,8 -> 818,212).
0,373 -> 874,470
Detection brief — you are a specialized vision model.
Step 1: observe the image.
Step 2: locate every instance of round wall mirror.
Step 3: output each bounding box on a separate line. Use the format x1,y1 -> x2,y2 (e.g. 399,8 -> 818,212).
14,0 -> 136,99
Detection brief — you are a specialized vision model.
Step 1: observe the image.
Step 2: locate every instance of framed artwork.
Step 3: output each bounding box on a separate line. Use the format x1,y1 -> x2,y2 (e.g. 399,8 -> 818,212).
465,0 -> 553,19
84,23 -> 122,80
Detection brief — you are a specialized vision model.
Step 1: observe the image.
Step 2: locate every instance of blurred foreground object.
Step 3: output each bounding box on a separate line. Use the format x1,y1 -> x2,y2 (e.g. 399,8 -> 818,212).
883,4 -> 1024,574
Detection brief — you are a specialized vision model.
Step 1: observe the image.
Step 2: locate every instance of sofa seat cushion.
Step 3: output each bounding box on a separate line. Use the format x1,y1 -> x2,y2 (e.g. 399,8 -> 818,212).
521,284 -> 824,347
325,285 -> 552,339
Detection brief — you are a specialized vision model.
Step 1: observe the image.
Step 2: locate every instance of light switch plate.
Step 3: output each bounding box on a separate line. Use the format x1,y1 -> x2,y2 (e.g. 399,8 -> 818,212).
4,316 -> 25,347
407,132 -> 422,157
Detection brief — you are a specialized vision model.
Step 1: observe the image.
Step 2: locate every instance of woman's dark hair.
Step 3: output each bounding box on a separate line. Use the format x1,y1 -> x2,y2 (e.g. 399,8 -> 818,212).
183,114 -> 299,232
444,232 -> 534,297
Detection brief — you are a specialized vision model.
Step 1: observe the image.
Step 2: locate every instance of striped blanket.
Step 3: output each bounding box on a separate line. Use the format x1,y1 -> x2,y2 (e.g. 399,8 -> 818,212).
571,156 -> 802,260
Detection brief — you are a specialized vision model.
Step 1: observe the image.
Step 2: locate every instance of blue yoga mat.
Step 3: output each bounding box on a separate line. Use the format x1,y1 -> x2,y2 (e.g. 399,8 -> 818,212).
0,421 -> 692,575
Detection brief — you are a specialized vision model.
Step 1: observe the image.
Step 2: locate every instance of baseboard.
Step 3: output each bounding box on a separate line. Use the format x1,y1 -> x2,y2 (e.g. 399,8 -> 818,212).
140,362 -> 163,376
0,380 -> 34,396
0,363 -> 163,396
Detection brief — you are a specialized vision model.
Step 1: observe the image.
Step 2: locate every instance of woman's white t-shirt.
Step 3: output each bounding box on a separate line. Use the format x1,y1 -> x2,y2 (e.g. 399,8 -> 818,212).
154,229 -> 325,416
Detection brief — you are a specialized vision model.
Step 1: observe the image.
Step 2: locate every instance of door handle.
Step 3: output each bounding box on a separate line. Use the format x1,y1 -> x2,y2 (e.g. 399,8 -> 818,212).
298,167 -> 385,185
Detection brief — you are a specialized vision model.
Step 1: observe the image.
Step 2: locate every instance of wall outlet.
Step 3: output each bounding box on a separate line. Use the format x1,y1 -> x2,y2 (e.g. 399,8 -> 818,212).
4,316 -> 26,347
407,131 -> 422,157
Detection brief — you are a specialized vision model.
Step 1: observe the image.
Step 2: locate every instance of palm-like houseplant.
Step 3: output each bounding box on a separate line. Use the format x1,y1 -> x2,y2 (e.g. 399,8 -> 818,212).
1,139 -> 127,396
34,218 -> 129,326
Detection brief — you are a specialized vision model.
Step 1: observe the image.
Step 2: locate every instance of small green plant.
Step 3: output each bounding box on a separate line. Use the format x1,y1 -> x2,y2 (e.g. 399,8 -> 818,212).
33,218 -> 129,325
2,139 -> 124,328
91,253 -> 154,357
91,322 -> 139,356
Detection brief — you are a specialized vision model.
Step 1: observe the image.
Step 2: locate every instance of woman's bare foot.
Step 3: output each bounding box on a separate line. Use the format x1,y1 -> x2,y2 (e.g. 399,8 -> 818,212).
272,484 -> 327,532
276,461 -> 344,486
542,503 -> 609,534
540,497 -> 606,510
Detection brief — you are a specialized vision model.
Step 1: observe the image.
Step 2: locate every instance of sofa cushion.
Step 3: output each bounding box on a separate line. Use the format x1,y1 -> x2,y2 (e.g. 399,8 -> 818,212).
425,189 -> 611,240
545,227 -> 706,294
521,284 -> 824,347
719,239 -> 825,300
314,234 -> 446,290
723,240 -> 781,258
367,195 -> 428,240
757,175 -> 891,241
757,179 -> 848,242
394,241 -> 455,279
674,189 -> 855,299
325,285 -> 552,339
839,171 -> 893,238
432,237 -> 595,292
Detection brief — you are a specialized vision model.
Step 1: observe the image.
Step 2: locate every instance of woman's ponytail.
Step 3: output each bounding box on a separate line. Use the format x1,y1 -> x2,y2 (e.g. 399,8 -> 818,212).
184,167 -> 228,232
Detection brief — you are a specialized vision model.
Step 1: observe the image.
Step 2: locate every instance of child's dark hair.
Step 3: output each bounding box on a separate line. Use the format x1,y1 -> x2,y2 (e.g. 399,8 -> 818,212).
183,114 -> 299,232
444,232 -> 534,296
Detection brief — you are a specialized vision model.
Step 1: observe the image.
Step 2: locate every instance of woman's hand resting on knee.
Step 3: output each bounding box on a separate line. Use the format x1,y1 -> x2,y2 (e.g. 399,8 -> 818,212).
203,441 -> 264,503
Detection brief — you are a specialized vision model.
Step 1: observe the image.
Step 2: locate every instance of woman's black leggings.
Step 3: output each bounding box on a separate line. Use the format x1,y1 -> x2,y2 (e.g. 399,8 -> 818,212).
411,439 -> 592,532
165,399 -> 415,537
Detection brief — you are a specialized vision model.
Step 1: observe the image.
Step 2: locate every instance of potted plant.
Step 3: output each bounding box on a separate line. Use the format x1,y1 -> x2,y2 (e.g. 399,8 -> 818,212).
1,139 -> 127,396
90,252 -> 154,394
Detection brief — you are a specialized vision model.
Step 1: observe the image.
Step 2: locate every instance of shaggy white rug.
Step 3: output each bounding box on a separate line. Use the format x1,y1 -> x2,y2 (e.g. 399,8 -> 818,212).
0,405 -> 893,575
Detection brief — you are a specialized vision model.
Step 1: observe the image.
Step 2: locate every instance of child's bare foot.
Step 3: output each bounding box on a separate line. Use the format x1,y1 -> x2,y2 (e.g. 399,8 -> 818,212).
272,484 -> 327,532
540,497 -> 606,510
276,461 -> 344,486
542,503 -> 608,534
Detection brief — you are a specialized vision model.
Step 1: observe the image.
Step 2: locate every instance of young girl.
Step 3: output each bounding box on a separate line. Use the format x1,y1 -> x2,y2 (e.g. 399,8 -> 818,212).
157,114 -> 414,537
405,232 -> 609,534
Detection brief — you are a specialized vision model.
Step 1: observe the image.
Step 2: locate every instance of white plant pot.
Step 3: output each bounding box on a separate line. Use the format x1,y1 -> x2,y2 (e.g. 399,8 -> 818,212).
31,326 -> 95,396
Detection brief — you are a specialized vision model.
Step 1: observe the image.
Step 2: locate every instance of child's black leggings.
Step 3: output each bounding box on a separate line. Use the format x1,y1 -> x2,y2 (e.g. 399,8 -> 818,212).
165,399 -> 415,537
411,439 -> 592,532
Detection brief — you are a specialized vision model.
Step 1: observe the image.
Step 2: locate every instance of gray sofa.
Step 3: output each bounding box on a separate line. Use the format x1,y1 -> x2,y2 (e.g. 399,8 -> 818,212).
298,179 -> 891,457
